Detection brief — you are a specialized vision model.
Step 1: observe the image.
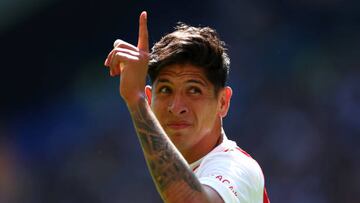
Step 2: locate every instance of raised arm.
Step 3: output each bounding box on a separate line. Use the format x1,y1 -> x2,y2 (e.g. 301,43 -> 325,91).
104,12 -> 222,203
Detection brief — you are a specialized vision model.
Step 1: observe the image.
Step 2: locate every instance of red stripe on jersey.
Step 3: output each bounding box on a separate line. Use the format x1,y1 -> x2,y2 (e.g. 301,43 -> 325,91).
235,147 -> 251,157
192,165 -> 200,172
263,187 -> 270,203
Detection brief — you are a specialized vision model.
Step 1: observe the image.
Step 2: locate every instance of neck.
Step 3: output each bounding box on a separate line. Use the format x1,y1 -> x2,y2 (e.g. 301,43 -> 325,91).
183,127 -> 224,164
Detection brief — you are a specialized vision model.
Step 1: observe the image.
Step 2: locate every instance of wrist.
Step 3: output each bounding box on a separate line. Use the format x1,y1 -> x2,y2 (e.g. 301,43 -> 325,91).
124,92 -> 147,110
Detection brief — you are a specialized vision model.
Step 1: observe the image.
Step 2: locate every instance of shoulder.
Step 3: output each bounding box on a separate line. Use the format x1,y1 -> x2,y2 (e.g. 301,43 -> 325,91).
194,141 -> 265,202
198,146 -> 264,186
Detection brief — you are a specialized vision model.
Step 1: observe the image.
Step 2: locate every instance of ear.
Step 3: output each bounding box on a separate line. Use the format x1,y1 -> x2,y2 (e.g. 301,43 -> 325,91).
145,85 -> 152,106
218,86 -> 232,118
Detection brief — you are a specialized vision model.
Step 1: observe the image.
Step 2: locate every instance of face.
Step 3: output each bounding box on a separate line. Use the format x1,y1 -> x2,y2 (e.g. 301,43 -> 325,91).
146,64 -> 231,156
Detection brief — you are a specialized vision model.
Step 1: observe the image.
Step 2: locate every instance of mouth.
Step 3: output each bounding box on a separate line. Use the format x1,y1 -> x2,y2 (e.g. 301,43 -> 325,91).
166,121 -> 192,130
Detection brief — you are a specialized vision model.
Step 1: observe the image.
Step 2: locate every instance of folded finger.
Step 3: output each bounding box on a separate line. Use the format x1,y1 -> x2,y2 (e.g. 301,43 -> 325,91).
109,52 -> 139,74
106,47 -> 140,67
113,39 -> 138,51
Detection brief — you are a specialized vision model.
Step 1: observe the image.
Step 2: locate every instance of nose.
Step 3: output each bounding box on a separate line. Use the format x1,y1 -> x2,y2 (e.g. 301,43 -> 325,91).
168,94 -> 188,115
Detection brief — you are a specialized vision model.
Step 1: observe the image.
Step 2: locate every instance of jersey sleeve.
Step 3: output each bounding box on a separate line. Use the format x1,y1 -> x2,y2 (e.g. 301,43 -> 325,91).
196,150 -> 265,203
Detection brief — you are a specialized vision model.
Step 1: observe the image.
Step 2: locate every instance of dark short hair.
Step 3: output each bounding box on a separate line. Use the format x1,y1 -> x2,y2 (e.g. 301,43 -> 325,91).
148,23 -> 230,94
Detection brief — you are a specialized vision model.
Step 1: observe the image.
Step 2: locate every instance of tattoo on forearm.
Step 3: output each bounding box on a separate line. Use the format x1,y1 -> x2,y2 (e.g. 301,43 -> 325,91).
131,99 -> 202,193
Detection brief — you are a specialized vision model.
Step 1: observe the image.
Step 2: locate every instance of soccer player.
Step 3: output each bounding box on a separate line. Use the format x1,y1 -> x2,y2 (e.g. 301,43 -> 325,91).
104,11 -> 270,203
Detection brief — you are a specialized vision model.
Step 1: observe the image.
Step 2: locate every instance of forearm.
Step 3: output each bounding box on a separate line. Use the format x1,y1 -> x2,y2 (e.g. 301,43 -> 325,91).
127,96 -> 210,203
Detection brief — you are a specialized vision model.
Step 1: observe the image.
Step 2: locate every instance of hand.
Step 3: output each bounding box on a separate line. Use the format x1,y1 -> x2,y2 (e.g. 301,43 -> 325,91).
104,11 -> 150,105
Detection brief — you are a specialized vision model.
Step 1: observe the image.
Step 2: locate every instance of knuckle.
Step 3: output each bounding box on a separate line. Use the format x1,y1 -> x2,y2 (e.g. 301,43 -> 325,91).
115,52 -> 125,58
113,39 -> 123,48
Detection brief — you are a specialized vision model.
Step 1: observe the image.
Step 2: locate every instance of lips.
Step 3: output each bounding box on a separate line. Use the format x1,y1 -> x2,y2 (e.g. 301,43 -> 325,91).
166,121 -> 192,130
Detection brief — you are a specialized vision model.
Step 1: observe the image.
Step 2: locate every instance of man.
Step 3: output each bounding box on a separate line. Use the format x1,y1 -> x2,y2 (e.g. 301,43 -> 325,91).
104,11 -> 270,203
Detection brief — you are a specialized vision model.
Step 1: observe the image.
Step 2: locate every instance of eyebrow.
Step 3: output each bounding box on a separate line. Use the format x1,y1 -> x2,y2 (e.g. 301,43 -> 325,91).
186,79 -> 207,87
157,78 -> 171,84
156,78 -> 208,87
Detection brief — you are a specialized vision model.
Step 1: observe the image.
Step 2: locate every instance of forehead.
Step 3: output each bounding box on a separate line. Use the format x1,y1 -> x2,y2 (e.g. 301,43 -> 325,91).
155,64 -> 209,84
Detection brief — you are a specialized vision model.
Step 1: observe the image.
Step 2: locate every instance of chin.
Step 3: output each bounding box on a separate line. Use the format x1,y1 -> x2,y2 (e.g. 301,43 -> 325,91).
168,131 -> 187,144
168,128 -> 194,139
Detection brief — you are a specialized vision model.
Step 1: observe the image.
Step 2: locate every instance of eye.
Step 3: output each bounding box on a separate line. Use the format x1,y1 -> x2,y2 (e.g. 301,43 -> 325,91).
158,86 -> 172,94
188,87 -> 202,94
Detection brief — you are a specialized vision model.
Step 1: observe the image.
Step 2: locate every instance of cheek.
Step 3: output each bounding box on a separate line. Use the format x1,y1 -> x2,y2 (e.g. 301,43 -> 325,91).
151,98 -> 166,118
194,102 -> 219,123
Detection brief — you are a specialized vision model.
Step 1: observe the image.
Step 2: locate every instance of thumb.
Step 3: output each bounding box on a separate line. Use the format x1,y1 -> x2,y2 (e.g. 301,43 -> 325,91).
137,11 -> 149,52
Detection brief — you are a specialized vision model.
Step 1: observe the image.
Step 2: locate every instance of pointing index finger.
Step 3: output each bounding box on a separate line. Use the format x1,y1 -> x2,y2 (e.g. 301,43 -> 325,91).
137,11 -> 149,52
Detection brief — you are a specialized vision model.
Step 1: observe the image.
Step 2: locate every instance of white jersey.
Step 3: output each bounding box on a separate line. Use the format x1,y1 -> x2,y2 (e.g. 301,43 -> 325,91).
190,135 -> 269,203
